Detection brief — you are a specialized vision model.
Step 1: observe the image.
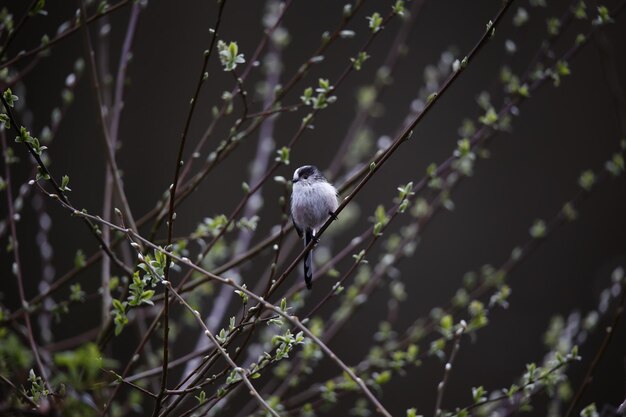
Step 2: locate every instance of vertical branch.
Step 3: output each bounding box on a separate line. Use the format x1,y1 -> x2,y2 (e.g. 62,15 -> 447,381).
153,1 -> 228,414
433,326 -> 465,417
100,2 -> 141,326
98,14 -> 115,327
179,0 -> 283,384
77,0 -> 139,236
1,129 -> 51,397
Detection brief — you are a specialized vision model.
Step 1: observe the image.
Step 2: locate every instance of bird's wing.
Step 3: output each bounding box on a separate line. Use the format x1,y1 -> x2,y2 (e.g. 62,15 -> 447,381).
291,212 -> 303,238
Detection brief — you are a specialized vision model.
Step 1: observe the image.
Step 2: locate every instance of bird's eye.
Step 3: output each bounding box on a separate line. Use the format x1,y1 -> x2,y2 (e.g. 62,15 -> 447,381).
303,175 -> 308,179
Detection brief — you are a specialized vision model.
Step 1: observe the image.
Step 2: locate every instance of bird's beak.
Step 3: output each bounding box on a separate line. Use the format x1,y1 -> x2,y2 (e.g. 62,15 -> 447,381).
292,178 -> 299,184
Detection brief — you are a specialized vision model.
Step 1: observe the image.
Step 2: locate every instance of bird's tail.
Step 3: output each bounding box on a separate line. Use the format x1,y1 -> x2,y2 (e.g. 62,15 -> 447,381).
304,230 -> 314,289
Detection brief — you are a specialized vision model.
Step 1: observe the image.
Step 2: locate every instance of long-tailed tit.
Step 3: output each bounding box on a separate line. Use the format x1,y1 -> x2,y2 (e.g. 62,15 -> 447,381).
290,165 -> 339,289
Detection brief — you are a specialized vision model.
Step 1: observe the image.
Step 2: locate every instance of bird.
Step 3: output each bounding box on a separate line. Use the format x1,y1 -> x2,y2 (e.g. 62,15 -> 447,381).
290,165 -> 339,289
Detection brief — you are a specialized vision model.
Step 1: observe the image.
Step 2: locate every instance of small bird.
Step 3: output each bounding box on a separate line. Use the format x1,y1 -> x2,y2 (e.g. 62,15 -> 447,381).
290,165 -> 339,289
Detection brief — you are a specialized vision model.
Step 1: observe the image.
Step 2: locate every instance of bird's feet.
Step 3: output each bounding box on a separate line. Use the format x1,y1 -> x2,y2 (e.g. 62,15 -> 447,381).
328,210 -> 339,221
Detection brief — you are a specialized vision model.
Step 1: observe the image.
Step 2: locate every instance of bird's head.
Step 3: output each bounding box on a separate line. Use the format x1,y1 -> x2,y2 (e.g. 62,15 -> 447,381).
292,165 -> 323,186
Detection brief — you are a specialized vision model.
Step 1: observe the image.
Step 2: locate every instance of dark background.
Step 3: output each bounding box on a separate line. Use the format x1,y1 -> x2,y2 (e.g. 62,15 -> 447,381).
1,0 -> 626,415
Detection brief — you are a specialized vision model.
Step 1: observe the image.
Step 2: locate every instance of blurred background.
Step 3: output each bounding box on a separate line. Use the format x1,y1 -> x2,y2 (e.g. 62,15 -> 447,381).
1,0 -> 626,415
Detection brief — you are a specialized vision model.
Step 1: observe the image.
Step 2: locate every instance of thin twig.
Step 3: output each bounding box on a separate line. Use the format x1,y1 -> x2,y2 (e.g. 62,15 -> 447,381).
104,369 -> 158,399
77,0 -> 139,237
564,261 -> 626,414
0,0 -> 38,62
0,373 -> 39,408
434,327 -> 464,417
0,0 -> 132,70
100,1 -> 141,326
163,281 -> 280,417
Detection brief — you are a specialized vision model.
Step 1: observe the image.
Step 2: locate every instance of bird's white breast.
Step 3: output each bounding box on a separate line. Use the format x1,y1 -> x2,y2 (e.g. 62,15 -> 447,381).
292,181 -> 338,231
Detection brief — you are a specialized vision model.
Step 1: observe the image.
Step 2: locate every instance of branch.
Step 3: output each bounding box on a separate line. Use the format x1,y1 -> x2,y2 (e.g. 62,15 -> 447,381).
0,0 -> 132,70
564,271 -> 626,416
0,0 -> 38,62
434,326 -> 464,417
77,0 -> 139,238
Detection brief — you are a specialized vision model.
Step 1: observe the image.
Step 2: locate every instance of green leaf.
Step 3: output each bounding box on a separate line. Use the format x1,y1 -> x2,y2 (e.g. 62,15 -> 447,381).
29,0 -> 47,16
593,6 -> 612,25
2,88 -> 18,107
572,1 -> 587,19
351,51 -> 370,71
275,146 -> 290,165
578,170 -> 595,191
392,1 -> 406,17
479,107 -> 498,126
546,17 -> 560,36
61,175 -> 71,192
472,386 -> 486,403
0,113 -> 10,129
580,403 -> 599,417
367,12 -> 383,33
529,219 -> 547,238
195,390 -> 207,404
217,40 -> 245,71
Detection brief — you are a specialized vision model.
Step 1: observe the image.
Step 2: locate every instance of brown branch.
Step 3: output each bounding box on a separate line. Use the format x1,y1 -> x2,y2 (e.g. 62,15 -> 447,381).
0,0 -> 132,70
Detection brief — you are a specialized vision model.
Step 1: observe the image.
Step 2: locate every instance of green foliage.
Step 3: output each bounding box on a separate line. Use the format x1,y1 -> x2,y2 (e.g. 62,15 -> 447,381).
2,88 -> 18,107
479,107 -> 498,126
593,6 -> 612,25
546,17 -> 560,36
351,51 -> 370,71
367,12 -> 383,33
572,1 -> 587,19
112,298 -> 128,336
301,78 -> 337,109
128,272 -> 155,306
392,1 -> 406,17
15,126 -> 47,156
0,333 -> 33,373
192,214 -> 231,238
54,343 -> 108,390
580,403 -> 599,417
529,219 -> 547,238
275,146 -> 291,165
234,284 -> 249,304
217,40 -> 245,71
26,369 -> 49,404
578,170 -> 595,191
